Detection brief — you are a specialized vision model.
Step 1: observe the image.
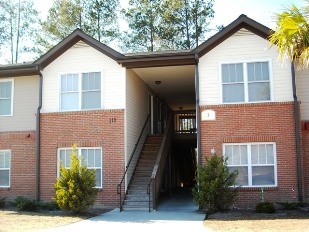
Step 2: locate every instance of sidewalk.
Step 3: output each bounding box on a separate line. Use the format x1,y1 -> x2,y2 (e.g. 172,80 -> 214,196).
40,208 -> 207,232
40,188 -> 209,232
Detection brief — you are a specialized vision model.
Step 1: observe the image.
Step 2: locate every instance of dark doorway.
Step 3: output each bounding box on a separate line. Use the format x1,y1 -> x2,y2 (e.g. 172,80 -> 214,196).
158,138 -> 197,210
171,139 -> 197,188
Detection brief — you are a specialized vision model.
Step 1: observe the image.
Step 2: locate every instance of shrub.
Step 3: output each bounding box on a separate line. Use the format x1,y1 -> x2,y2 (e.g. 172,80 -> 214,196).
0,197 -> 5,208
278,202 -> 303,210
192,153 -> 239,214
38,201 -> 60,211
256,202 -> 276,213
13,196 -> 37,211
54,144 -> 98,214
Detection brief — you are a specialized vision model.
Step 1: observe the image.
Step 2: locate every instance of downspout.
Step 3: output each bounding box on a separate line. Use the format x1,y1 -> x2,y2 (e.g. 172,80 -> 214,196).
291,61 -> 303,202
195,54 -> 201,167
36,67 -> 43,202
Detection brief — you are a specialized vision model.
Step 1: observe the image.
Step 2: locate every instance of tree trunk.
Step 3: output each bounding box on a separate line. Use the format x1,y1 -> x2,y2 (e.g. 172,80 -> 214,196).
15,0 -> 21,63
291,61 -> 303,202
184,0 -> 191,49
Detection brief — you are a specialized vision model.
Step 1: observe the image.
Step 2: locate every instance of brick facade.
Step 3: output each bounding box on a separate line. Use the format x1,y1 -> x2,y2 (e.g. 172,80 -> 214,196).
40,109 -> 125,208
0,131 -> 36,200
200,102 -> 299,208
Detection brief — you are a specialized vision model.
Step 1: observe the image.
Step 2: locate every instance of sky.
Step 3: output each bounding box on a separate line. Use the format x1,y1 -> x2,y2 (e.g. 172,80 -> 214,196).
1,0 -> 304,64
33,0 -> 305,31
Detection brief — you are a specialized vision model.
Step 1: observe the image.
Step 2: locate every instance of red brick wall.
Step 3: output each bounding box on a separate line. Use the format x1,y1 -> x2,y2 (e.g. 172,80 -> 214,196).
0,131 -> 36,201
200,102 -> 298,208
301,122 -> 309,200
40,109 -> 125,208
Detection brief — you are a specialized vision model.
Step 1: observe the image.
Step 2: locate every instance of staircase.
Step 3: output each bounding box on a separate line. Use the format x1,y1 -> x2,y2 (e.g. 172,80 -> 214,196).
122,134 -> 163,210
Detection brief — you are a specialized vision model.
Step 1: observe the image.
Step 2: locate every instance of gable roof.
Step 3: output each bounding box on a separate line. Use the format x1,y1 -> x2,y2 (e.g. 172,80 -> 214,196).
34,29 -> 125,69
0,14 -> 273,76
193,14 -> 272,57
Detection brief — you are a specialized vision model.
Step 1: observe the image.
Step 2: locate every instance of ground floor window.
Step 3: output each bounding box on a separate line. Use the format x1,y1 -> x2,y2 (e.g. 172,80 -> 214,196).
223,143 -> 277,187
0,150 -> 11,187
58,147 -> 102,188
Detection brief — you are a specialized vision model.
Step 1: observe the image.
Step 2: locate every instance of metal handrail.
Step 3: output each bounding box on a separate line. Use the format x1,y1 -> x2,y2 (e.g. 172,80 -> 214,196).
147,114 -> 172,211
117,114 -> 150,211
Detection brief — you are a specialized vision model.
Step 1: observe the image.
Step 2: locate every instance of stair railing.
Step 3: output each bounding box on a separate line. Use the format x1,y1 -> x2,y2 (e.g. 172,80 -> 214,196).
117,114 -> 150,211
147,113 -> 172,212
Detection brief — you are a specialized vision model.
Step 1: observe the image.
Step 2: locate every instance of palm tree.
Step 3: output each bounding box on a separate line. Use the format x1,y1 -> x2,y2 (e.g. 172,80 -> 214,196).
269,4 -> 309,68
269,3 -> 309,202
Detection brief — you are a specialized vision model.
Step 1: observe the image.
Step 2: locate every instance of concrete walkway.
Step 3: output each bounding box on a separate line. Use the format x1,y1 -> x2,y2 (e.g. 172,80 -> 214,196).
40,188 -> 209,232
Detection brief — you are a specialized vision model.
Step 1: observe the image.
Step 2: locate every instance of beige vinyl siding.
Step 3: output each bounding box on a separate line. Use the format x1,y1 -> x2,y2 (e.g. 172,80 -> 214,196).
296,69 -> 309,120
41,42 -> 125,113
125,69 -> 150,184
199,29 -> 293,106
0,75 -> 39,132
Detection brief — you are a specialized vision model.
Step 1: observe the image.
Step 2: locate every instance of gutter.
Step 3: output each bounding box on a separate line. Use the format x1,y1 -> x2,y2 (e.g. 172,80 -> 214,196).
195,54 -> 201,167
36,67 -> 43,202
291,62 -> 303,202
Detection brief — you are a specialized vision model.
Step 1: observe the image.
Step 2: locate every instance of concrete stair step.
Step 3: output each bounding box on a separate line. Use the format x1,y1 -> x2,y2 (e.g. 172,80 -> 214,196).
127,190 -> 148,195
122,206 -> 151,211
120,134 -> 162,211
125,195 -> 149,201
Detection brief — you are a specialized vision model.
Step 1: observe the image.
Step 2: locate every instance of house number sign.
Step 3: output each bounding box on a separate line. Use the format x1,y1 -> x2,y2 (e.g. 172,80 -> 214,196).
201,109 -> 216,121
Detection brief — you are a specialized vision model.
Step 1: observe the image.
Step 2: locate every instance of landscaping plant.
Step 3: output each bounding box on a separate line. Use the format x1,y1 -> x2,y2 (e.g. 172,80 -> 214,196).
192,153 -> 239,214
256,201 -> 276,213
54,144 -> 98,214
13,196 -> 37,211
0,197 -> 5,208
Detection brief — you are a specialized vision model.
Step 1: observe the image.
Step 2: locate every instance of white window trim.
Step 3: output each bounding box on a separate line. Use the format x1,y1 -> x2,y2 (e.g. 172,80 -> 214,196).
219,59 -> 274,104
57,147 -> 103,189
0,79 -> 14,116
0,150 -> 11,188
58,71 -> 103,112
223,142 -> 277,188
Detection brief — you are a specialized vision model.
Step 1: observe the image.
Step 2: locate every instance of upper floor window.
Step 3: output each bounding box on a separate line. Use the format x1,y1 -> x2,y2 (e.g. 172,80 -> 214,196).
0,150 -> 11,188
0,79 -> 13,116
222,61 -> 271,103
60,72 -> 101,111
58,147 -> 102,188
223,143 -> 277,187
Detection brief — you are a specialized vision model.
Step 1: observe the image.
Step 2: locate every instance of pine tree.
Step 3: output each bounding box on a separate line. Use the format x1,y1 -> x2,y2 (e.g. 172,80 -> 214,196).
0,0 -> 39,64
38,0 -> 120,53
121,0 -> 215,52
54,144 -> 98,214
192,153 -> 239,214
121,0 -> 161,52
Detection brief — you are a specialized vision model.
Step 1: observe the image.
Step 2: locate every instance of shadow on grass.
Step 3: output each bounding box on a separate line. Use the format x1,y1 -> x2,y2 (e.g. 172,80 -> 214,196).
206,208 -> 309,221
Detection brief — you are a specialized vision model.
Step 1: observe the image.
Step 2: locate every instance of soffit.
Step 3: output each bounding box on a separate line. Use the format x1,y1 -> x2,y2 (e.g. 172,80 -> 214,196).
132,65 -> 196,111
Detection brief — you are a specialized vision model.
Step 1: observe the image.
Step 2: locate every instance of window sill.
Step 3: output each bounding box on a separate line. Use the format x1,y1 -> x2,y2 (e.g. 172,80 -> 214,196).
239,186 -> 278,192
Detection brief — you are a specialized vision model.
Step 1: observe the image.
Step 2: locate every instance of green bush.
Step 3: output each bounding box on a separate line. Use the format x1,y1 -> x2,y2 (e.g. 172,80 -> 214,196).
13,196 -> 37,211
256,202 -> 276,213
192,153 -> 239,214
54,144 -> 98,214
278,201 -> 303,210
0,197 -> 5,208
38,201 -> 60,211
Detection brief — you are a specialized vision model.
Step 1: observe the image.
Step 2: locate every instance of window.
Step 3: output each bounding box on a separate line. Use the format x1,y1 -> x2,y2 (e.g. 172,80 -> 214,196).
58,147 -> 102,188
0,79 -> 13,116
0,150 -> 11,187
60,72 -> 101,111
223,143 -> 276,187
222,61 -> 271,103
